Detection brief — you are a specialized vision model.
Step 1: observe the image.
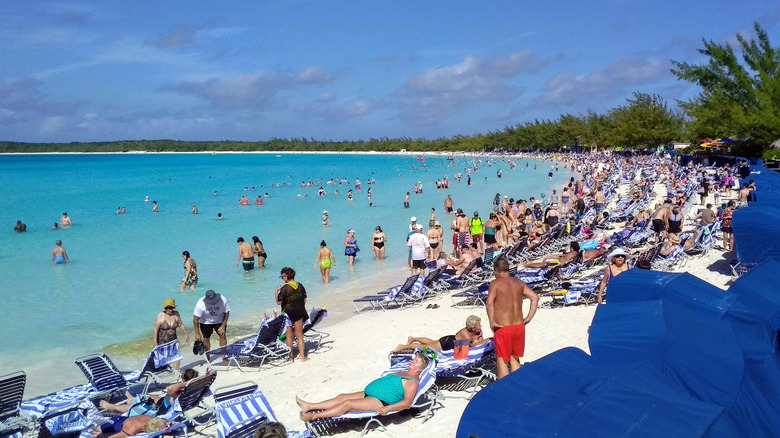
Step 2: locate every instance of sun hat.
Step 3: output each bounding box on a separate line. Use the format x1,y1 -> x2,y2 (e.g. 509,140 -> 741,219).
204,290 -> 221,305
607,249 -> 630,262
434,221 -> 441,226
348,229 -> 355,234
534,220 -> 543,226
669,235 -> 681,244
162,298 -> 177,309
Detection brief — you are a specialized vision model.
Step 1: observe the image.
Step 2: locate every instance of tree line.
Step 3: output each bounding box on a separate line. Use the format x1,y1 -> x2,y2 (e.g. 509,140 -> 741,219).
2,23 -> 777,158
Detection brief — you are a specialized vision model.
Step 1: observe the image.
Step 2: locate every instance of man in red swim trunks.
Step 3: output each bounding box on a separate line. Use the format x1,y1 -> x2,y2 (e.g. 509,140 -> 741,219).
486,256 -> 539,379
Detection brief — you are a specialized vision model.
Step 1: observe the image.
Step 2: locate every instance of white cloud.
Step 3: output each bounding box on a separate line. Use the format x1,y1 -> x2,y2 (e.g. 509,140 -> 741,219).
537,57 -> 670,107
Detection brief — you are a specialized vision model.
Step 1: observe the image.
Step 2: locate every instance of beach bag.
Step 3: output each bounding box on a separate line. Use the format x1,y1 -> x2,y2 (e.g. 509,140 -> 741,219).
453,339 -> 470,360
128,395 -> 158,417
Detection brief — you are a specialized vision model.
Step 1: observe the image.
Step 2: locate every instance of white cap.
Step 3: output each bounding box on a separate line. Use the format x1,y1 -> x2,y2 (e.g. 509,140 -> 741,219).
411,217 -> 417,222
415,224 -> 423,230
323,210 -> 327,214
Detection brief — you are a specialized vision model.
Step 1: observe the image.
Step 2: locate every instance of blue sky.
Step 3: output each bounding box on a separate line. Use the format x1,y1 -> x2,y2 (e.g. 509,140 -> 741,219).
2,1 -> 779,143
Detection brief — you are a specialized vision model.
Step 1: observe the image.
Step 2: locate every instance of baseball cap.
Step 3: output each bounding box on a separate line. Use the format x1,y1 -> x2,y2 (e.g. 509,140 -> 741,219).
411,216 -> 417,222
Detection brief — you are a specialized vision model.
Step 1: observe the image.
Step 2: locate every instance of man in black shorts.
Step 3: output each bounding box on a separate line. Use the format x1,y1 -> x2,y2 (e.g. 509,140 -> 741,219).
193,290 -> 230,359
651,199 -> 672,243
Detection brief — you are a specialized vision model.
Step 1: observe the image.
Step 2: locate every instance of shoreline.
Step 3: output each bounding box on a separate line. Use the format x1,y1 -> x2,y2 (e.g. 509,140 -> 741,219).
0,150 -> 509,156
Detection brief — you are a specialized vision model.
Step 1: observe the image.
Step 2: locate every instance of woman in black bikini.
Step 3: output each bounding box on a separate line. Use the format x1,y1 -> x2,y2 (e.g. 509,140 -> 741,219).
391,315 -> 490,352
371,226 -> 387,260
252,236 -> 267,268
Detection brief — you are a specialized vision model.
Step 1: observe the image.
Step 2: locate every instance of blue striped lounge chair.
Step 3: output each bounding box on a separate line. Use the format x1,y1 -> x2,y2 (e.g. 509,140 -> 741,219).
74,354 -> 133,403
302,308 -> 330,351
305,357 -> 439,437
124,341 -> 184,393
207,314 -> 291,371
352,275 -> 419,312
213,382 -> 277,438
0,371 -> 34,437
163,371 -> 219,427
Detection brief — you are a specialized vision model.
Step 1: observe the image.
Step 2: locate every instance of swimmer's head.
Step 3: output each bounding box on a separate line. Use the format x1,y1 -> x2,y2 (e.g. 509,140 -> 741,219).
252,236 -> 261,244
237,237 -> 244,243
320,240 -> 327,247
182,251 -> 190,258
55,240 -> 62,246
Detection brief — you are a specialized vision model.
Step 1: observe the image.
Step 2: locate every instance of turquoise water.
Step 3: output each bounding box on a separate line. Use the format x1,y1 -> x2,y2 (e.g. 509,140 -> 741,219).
0,153 -> 572,395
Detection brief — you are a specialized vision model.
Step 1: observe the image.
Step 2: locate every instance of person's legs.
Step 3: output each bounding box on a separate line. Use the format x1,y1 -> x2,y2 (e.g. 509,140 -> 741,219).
380,246 -> 385,259
99,392 -> 134,413
202,335 -> 211,352
323,267 -> 330,284
298,394 -> 383,421
285,326 -> 294,361
393,336 -> 441,352
296,392 -> 366,413
349,255 -> 355,266
294,320 -> 307,362
509,357 -> 523,373
496,357 -> 510,379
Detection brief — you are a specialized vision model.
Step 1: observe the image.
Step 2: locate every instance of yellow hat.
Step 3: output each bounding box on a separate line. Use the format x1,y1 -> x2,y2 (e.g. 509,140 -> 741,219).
162,298 -> 177,309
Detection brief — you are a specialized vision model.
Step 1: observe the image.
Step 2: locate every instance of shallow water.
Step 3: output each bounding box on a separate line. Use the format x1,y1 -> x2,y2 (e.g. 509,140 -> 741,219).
0,152 -> 572,396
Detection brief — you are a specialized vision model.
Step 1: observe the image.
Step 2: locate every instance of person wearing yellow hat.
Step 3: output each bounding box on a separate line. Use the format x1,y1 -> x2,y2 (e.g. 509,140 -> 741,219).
153,298 -> 189,369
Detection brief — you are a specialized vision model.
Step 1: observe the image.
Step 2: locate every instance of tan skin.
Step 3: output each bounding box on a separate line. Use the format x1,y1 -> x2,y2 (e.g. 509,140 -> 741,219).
296,355 -> 426,420
486,267 -> 538,379
93,415 -> 167,438
52,243 -> 69,264
180,255 -> 197,291
237,241 -> 254,269
276,272 -> 308,362
426,226 -> 440,260
597,255 -> 631,304
193,311 -> 229,355
254,241 -> 266,268
153,307 -> 190,346
314,245 -> 336,284
371,229 -> 387,260
392,323 -> 491,352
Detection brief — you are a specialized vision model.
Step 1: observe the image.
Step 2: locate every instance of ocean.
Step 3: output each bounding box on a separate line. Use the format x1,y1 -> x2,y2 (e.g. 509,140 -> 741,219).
0,152 -> 572,396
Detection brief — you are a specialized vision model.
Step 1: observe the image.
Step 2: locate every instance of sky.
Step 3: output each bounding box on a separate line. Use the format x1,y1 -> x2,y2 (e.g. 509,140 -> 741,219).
2,1 -> 779,143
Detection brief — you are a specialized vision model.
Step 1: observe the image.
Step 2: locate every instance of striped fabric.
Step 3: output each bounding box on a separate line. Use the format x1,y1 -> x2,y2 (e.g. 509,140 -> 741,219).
74,354 -> 128,392
434,341 -> 495,378
239,314 -> 290,354
215,390 -> 277,438
21,384 -> 95,419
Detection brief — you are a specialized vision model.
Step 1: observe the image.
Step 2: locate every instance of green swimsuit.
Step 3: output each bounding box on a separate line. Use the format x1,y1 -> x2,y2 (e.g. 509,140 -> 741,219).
364,374 -> 418,406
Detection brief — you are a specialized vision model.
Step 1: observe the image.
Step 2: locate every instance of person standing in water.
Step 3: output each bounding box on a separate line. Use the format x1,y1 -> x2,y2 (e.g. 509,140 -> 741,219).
276,267 -> 308,362
192,204 -> 198,214
152,202 -> 158,213
314,240 -> 335,284
180,251 -> 198,291
60,212 -> 72,226
52,240 -> 69,264
236,237 -> 255,272
322,211 -> 330,227
252,236 -> 267,268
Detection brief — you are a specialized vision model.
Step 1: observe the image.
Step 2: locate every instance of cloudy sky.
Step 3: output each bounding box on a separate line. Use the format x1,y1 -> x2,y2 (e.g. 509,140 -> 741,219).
2,1 -> 779,143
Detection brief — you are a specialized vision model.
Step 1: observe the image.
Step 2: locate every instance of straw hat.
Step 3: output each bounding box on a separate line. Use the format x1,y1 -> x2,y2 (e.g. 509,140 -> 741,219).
534,220 -> 543,226
669,235 -> 681,244
162,298 -> 177,309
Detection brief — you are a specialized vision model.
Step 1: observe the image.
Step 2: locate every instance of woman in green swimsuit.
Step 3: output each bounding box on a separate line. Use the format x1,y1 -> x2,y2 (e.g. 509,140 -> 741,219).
297,353 -> 428,420
314,240 -> 336,284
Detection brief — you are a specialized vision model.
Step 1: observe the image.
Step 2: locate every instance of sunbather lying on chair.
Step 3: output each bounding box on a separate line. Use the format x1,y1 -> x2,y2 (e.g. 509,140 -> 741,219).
92,415 -> 170,438
99,369 -> 198,416
519,242 -> 580,268
296,353 -> 428,420
391,315 -> 491,353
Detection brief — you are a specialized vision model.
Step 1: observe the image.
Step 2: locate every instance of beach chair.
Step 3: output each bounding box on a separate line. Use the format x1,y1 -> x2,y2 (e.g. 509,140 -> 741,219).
126,341 -> 184,393
213,382 -> 276,438
450,283 -> 490,308
207,314 -> 291,371
394,274 -> 429,307
302,308 -> 330,351
421,268 -> 449,296
168,371 -> 218,427
352,275 -> 419,312
74,354 -> 133,403
439,259 -> 478,289
35,403 -> 96,438
651,246 -> 684,271
0,371 -> 34,437
305,357 -> 439,437
389,342 -> 495,399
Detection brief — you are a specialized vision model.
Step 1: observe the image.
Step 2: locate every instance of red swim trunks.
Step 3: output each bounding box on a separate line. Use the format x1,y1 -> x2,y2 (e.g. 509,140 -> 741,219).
494,323 -> 525,362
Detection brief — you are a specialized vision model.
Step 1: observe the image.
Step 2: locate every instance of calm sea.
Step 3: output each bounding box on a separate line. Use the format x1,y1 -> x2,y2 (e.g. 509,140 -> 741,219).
0,152 -> 572,396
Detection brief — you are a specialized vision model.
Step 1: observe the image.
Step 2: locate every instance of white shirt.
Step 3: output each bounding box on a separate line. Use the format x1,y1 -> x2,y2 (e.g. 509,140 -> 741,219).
194,296 -> 230,324
407,232 -> 430,260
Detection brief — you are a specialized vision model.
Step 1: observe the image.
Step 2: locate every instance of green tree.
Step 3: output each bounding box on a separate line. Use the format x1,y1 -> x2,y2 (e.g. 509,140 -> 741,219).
608,92 -> 683,149
671,22 -> 780,153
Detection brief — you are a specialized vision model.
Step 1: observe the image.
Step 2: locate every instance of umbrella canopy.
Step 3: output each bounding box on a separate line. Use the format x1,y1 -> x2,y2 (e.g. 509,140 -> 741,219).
733,205 -> 780,265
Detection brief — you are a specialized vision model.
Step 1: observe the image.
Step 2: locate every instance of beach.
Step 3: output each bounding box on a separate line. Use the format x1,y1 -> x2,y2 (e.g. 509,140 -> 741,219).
7,151 -> 740,437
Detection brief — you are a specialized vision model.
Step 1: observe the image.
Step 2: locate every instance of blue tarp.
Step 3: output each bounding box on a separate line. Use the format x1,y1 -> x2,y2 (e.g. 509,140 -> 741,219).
458,266 -> 780,437
733,205 -> 780,265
